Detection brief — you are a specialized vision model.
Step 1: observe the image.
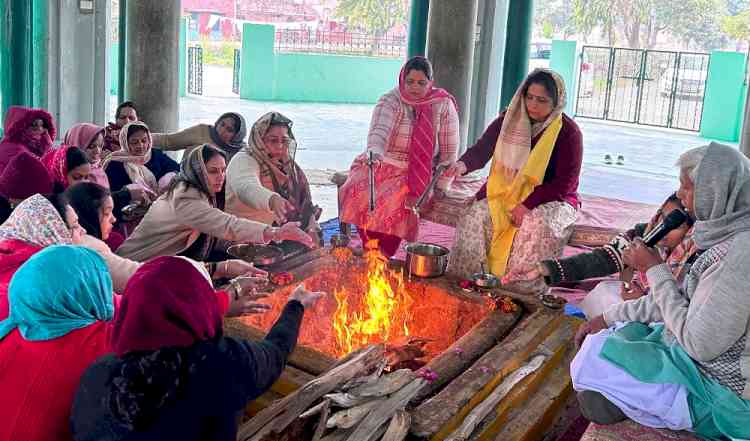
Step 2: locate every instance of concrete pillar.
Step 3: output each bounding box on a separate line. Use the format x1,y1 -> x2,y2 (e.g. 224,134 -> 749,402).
426,0 -> 479,151
741,85 -> 750,158
468,0 -> 509,146
407,0 -> 429,58
46,0 -> 110,136
125,0 -> 180,133
500,0 -> 534,109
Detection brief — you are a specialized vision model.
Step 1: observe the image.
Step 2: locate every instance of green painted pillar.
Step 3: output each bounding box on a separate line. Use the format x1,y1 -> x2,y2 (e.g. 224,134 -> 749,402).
179,17 -> 187,98
117,0 -> 127,104
500,0 -> 534,110
700,51 -> 747,142
240,24 -> 276,101
0,0 -> 48,132
407,0 -> 429,59
549,40 -> 577,115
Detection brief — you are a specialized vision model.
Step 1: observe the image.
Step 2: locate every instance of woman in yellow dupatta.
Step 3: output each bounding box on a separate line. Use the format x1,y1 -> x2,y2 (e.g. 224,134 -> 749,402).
445,69 -> 583,293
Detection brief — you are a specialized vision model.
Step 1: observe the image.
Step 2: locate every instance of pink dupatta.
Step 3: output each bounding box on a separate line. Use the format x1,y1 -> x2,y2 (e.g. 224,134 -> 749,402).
396,57 -> 457,199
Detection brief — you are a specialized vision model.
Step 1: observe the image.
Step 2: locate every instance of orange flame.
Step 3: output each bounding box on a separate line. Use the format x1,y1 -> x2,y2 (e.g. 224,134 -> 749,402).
332,240 -> 414,355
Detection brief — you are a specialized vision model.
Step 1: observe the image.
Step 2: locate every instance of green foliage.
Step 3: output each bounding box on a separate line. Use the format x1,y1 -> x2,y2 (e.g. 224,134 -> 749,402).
722,9 -> 750,42
198,40 -> 241,67
334,0 -> 408,35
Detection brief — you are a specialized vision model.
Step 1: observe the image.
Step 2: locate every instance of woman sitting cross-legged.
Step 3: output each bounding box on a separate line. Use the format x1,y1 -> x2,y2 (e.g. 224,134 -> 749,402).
226,111 -> 323,247
572,143 -> 750,439
71,256 -> 324,441
116,145 -> 314,262
444,68 -> 583,293
506,192 -> 695,318
67,182 -> 268,283
339,56 -> 459,257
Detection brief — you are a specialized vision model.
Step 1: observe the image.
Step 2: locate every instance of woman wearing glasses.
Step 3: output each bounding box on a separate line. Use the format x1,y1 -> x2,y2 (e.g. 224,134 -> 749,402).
226,112 -> 323,246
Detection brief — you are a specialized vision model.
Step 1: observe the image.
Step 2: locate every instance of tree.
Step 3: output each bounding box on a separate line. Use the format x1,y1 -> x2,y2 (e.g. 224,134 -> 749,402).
334,0 -> 408,36
572,0 -> 617,45
534,0 -> 577,40
722,9 -> 750,48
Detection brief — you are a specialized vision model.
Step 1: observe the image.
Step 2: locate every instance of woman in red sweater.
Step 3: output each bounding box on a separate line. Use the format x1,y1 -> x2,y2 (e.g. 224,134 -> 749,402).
444,69 -> 583,293
0,245 -> 272,441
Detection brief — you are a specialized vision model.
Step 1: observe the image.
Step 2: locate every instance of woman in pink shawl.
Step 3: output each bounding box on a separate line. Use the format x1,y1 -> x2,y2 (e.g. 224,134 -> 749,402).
64,123 -> 109,188
339,56 -> 459,256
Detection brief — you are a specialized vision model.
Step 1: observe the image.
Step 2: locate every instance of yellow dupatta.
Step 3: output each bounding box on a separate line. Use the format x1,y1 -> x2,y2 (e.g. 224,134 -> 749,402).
487,115 -> 563,276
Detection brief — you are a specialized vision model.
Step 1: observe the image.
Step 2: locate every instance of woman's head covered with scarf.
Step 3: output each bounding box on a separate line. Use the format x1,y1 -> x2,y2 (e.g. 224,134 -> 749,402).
493,68 -> 567,180
102,121 -> 158,195
41,146 -> 91,191
168,144 -> 226,208
676,142 -> 750,249
0,152 -> 54,200
1,106 -> 57,157
209,112 -> 248,157
0,193 -> 75,247
0,245 -> 113,341
106,256 -> 224,430
246,112 -> 318,222
395,56 -> 457,200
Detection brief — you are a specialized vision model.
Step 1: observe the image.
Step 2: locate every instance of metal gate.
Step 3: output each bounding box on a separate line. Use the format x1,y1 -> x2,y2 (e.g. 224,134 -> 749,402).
232,48 -> 241,95
187,46 -> 203,95
575,46 -> 709,131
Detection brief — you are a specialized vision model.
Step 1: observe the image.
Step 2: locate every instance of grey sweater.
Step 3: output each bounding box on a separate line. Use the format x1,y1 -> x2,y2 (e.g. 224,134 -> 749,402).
604,228 -> 750,398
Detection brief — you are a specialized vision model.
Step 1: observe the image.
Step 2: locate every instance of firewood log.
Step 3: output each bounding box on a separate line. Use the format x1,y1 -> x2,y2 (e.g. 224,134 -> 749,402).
344,378 -> 427,441
348,369 -> 415,398
311,399 -> 331,441
380,410 -> 410,441
326,398 -> 386,429
237,345 -> 385,441
413,307 -> 522,403
300,400 -> 330,419
445,355 -> 546,441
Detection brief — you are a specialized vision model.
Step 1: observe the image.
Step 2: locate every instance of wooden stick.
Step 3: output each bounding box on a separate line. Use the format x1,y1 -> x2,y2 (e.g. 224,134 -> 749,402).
380,410 -> 410,441
445,355 -> 546,441
344,378 -> 427,441
311,399 -> 331,441
237,344 -> 385,441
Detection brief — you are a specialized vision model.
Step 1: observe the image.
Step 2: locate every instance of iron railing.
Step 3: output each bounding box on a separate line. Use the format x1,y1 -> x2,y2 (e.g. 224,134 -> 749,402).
575,46 -> 709,131
232,48 -> 241,95
187,46 -> 204,95
274,29 -> 406,58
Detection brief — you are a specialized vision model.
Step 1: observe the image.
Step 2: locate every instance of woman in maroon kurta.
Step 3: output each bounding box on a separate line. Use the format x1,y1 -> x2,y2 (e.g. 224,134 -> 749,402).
445,69 -> 583,293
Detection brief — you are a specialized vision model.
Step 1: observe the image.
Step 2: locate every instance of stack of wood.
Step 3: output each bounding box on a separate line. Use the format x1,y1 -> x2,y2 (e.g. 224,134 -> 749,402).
237,345 -> 427,441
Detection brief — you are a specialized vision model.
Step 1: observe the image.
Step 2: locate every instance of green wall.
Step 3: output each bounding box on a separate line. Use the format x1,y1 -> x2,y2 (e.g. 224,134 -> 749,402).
0,0 -> 48,134
549,40 -> 577,116
240,23 -> 401,104
700,51 -> 747,141
110,43 -> 120,95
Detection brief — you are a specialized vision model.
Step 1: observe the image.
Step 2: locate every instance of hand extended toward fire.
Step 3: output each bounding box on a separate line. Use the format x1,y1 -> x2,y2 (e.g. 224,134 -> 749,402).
215,259 -> 268,280
225,276 -> 272,317
289,284 -> 325,309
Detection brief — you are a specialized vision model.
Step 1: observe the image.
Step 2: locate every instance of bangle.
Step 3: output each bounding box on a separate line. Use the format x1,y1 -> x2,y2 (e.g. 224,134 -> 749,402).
223,260 -> 229,275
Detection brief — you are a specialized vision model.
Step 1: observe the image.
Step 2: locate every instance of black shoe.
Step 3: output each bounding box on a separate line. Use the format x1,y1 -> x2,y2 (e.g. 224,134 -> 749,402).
577,390 -> 627,425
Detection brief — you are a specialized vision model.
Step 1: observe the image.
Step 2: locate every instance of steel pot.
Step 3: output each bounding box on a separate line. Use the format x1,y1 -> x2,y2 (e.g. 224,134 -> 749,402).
471,272 -> 500,289
404,242 -> 449,278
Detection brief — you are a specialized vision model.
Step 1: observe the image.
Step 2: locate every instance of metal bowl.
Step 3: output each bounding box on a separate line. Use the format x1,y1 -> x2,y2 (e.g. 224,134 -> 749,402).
471,272 -> 500,289
404,242 -> 449,278
227,244 -> 284,266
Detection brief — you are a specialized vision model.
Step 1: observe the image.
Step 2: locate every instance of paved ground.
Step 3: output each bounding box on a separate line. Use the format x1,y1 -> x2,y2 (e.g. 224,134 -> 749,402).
113,65 -> 737,221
